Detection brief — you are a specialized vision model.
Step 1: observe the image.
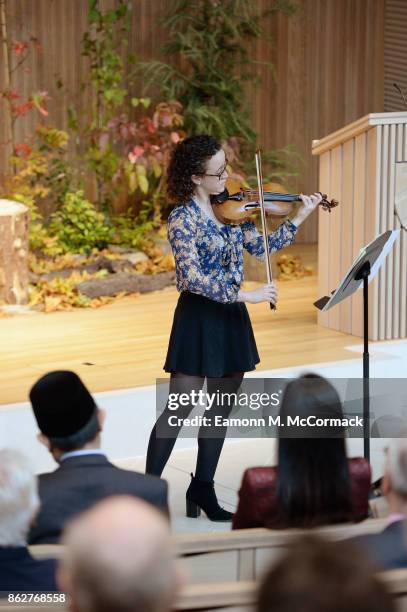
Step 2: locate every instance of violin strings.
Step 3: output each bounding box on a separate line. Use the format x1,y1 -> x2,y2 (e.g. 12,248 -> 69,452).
244,191 -> 299,201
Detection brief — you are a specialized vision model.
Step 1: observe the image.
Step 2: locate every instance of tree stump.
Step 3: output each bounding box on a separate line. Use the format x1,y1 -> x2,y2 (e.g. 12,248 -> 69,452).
0,200 -> 30,304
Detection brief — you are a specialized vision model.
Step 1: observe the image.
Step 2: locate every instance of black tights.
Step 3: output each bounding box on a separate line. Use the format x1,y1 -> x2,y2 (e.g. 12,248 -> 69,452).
146,371 -> 244,482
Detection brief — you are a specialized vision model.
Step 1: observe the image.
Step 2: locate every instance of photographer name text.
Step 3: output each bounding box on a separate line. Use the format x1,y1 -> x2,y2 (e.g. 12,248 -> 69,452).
166,415 -> 364,428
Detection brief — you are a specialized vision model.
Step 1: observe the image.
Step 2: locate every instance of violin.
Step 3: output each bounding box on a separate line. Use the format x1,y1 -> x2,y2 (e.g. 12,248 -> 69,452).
214,150 -> 338,312
211,188 -> 339,225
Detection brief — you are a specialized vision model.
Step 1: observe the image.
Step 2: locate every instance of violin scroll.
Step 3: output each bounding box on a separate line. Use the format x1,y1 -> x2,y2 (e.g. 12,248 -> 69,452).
318,192 -> 339,213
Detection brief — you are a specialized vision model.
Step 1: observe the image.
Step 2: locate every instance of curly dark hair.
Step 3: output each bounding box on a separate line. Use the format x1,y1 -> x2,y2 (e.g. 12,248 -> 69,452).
166,134 -> 222,203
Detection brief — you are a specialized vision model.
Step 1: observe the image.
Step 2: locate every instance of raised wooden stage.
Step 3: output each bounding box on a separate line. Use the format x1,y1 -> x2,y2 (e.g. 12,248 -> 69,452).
0,245 -> 361,406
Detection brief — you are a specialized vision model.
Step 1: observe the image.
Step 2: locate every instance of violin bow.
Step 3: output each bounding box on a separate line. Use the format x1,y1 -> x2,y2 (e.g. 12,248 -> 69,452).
255,150 -> 276,311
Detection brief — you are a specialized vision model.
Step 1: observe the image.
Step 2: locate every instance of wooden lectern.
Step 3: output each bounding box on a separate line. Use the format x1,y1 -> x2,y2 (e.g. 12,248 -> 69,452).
312,112 -> 407,341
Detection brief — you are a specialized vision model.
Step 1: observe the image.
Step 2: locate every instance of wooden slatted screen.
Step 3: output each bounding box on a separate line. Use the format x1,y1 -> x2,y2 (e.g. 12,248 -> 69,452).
384,0 -> 407,112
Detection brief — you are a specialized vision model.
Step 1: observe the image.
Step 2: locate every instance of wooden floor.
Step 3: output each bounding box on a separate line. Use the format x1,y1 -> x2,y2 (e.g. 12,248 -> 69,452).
0,245 -> 363,406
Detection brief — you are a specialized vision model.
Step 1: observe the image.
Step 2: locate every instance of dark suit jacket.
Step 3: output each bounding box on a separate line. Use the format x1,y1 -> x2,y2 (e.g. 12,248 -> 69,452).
0,547 -> 57,592
348,519 -> 407,570
28,453 -> 168,544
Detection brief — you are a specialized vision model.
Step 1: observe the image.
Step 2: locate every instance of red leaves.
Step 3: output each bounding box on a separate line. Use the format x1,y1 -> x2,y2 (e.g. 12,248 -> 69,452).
13,100 -> 35,117
14,143 -> 32,157
12,37 -> 42,57
12,41 -> 29,56
2,88 -> 50,118
146,119 -> 156,135
128,145 -> 145,164
3,37 -> 48,121
5,90 -> 20,100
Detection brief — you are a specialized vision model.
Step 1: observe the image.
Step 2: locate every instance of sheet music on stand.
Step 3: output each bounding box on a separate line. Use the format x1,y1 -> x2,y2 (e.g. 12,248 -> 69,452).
314,229 -> 400,312
314,228 -> 400,463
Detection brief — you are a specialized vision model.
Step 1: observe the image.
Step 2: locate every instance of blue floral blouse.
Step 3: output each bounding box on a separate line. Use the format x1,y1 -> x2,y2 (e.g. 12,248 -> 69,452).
167,199 -> 298,304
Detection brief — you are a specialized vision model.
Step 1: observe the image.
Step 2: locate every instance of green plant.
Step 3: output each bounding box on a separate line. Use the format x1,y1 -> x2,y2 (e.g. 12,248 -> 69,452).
1,126 -> 72,252
0,0 -> 48,171
71,1 -> 187,216
71,0 -> 134,210
140,0 -> 296,152
0,3 -> 73,192
113,201 -> 158,250
0,4 -> 75,247
36,126 -> 74,205
50,190 -> 115,254
112,101 -> 185,211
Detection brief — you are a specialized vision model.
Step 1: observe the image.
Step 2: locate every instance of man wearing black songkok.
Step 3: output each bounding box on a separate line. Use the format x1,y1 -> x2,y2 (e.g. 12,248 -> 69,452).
28,371 -> 168,544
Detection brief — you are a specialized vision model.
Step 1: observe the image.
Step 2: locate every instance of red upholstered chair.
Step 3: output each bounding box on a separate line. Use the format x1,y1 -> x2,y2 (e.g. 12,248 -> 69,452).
232,457 -> 371,530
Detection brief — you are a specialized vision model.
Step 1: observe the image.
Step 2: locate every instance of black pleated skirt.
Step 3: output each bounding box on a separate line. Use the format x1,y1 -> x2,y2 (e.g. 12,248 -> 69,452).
164,292 -> 260,377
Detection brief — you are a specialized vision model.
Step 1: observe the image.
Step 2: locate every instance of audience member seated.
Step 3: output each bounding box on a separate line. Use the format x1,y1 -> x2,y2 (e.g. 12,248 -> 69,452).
257,535 -> 395,612
0,449 -> 58,592
233,374 -> 370,529
28,370 -> 169,544
57,496 -> 182,612
347,438 -> 407,570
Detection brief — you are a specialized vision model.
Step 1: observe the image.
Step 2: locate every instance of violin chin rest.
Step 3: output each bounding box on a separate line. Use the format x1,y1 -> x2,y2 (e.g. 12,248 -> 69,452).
211,189 -> 230,204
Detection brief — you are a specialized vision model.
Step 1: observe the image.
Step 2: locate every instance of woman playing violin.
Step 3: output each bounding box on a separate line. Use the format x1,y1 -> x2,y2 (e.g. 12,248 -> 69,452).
145,134 -> 322,521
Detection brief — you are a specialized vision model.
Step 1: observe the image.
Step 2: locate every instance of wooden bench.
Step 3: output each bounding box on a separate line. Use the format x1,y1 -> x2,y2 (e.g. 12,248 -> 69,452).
29,545 -> 64,561
176,568 -> 407,611
175,518 -> 389,583
29,518 -> 389,585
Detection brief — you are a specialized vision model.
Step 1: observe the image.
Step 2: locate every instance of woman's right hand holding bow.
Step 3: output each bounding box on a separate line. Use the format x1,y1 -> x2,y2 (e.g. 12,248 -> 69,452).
237,282 -> 278,306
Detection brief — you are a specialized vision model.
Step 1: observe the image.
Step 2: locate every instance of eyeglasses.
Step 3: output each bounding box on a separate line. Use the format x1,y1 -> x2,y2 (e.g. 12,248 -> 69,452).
203,159 -> 228,180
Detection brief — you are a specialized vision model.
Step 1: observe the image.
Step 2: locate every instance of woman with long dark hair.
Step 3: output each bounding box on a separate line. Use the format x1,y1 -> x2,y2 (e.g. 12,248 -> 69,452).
232,374 -> 370,529
273,374 -> 353,527
145,136 -> 322,521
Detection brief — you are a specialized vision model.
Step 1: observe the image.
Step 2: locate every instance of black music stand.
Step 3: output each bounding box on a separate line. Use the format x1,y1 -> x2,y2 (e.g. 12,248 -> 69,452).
314,230 -> 399,462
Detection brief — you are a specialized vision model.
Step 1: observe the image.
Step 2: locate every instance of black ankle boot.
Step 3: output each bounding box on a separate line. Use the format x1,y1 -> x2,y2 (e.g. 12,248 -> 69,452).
186,474 -> 233,521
